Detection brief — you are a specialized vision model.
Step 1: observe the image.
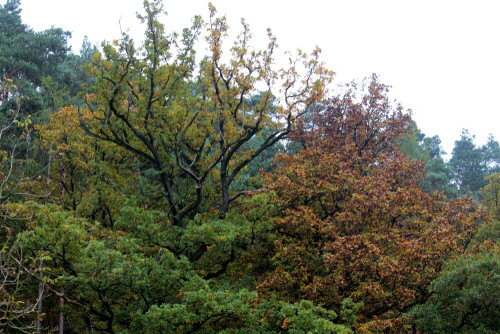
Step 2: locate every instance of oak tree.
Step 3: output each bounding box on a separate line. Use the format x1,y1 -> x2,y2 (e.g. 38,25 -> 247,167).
81,0 -> 333,226
259,75 -> 485,332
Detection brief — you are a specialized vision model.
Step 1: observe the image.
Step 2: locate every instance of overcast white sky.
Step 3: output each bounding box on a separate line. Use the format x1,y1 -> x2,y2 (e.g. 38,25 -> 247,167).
12,0 -> 500,156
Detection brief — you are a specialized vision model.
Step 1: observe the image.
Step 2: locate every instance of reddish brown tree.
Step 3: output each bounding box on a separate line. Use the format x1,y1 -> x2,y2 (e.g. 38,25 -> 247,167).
260,75 -> 485,332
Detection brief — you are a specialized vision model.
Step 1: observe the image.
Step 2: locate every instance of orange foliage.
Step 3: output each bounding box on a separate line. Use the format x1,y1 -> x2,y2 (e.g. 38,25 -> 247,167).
31,106 -> 136,226
259,75 -> 485,331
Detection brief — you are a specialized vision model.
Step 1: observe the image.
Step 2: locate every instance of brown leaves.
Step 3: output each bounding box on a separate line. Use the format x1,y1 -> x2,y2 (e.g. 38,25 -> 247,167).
259,75 -> 484,330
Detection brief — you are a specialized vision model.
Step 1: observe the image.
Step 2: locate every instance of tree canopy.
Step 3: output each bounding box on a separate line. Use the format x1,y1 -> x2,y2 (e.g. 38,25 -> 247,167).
0,1 -> 498,333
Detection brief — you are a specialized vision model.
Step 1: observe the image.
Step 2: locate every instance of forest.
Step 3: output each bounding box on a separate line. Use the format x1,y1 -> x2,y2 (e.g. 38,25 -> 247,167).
0,0 -> 499,333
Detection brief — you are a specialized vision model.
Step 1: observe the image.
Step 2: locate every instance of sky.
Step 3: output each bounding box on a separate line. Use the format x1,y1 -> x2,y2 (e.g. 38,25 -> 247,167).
11,0 -> 500,156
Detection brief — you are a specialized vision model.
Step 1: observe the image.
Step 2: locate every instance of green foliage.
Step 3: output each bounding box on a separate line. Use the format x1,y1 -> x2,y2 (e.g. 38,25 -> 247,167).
6,201 -> 197,332
401,127 -> 500,200
250,299 -> 353,334
131,283 -> 257,333
482,135 -> 500,175
0,0 -> 90,117
133,296 -> 353,334
0,0 -> 69,83
450,130 -> 500,198
5,200 -> 354,333
481,173 -> 500,220
470,220 -> 500,248
0,1 -> 498,333
0,221 -> 44,332
450,130 -> 488,195
410,250 -> 500,333
420,156 -> 457,197
401,124 -> 457,197
81,0 -> 332,225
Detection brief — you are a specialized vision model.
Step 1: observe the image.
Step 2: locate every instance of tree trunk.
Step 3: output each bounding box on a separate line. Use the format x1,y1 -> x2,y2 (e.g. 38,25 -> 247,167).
58,290 -> 64,334
36,266 -> 43,334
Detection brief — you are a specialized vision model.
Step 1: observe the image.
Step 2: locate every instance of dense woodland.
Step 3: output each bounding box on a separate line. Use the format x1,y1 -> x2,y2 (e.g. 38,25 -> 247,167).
1,0 -> 499,333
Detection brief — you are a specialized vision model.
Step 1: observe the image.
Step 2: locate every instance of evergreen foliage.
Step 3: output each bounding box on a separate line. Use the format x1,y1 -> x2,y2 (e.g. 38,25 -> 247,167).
0,1 -> 498,333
